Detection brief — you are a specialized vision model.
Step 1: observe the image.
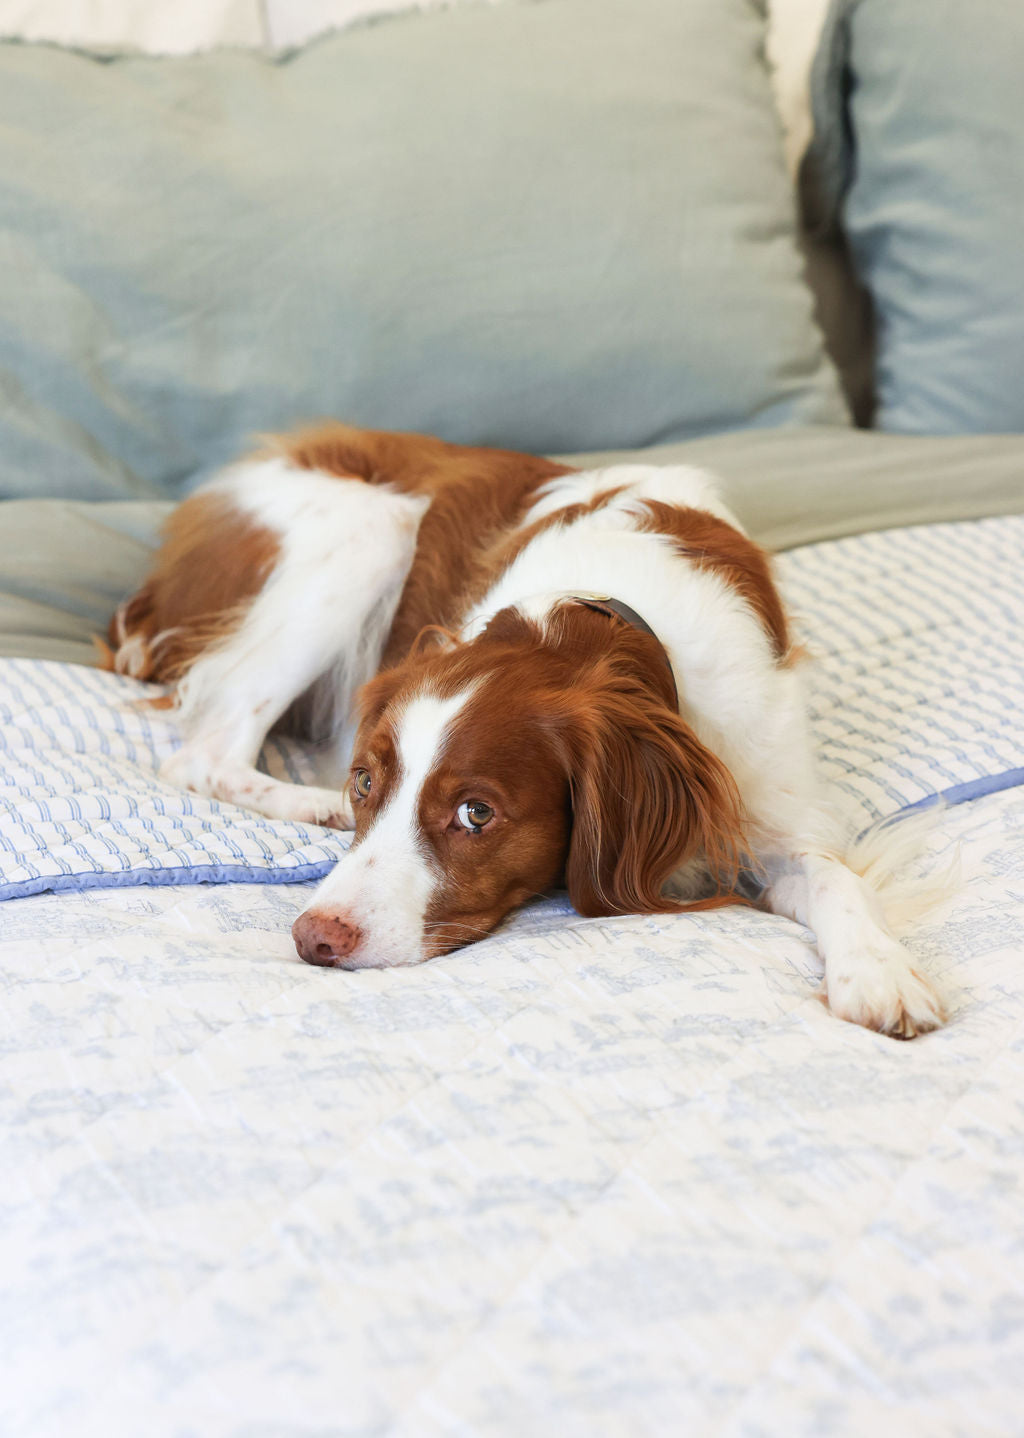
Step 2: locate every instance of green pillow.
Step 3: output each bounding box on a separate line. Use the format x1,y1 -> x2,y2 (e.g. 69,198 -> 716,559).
0,0 -> 847,502
805,0 -> 1024,434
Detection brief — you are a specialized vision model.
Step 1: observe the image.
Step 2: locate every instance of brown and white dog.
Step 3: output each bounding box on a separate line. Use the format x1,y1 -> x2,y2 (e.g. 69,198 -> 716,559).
108,423 -> 944,1037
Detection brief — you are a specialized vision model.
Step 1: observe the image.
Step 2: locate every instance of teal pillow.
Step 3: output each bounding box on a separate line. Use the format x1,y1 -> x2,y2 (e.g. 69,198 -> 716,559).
805,0 -> 1024,434
0,0 -> 846,502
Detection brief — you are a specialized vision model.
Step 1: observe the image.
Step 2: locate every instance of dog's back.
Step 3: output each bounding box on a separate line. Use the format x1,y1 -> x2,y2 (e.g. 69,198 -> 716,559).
107,421 -> 569,689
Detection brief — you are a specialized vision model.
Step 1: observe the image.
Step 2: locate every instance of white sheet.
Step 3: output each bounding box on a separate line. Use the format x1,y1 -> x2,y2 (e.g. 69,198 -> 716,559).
2,787 -> 1022,1435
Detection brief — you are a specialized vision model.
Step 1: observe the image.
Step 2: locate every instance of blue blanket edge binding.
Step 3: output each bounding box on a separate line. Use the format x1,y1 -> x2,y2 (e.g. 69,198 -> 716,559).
5,768 -> 1023,903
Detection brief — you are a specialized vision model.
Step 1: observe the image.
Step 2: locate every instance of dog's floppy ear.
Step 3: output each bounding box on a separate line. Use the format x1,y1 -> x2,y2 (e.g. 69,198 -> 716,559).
561,687 -> 746,917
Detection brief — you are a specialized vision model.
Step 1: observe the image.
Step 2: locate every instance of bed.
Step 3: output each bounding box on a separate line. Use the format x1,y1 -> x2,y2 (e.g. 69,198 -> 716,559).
3,451 -> 1023,1436
2,1 -> 1023,1434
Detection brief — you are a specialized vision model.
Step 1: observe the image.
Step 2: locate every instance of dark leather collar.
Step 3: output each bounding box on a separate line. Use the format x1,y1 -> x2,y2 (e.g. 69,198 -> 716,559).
571,595 -> 678,707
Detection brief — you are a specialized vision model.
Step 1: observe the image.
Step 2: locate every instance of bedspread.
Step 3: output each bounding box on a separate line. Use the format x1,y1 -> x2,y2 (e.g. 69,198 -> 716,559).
2,785 -> 1023,1436
2,511 -> 1023,1436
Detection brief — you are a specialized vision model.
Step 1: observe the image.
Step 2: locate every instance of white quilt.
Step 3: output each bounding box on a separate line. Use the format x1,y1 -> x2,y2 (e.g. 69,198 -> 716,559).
2,514 -> 1023,1436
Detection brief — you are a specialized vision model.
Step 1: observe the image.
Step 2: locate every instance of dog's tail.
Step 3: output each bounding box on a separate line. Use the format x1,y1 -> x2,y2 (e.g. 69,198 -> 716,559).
845,804 -> 961,932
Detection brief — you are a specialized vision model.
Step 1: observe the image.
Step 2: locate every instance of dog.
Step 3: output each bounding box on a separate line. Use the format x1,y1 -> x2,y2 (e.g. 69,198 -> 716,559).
107,422 -> 945,1038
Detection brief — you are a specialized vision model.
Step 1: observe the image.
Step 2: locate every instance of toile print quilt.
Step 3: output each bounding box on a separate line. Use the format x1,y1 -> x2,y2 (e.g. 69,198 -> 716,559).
2,512 -> 1023,1436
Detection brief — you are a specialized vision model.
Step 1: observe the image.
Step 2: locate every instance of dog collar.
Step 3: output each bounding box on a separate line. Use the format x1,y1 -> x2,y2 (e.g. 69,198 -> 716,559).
571,594 -> 679,708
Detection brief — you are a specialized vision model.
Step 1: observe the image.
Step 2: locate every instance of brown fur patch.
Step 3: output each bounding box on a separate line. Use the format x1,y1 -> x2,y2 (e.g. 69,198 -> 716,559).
93,634 -> 117,670
482,486 -> 629,579
108,492 -> 279,685
545,605 -> 748,916
634,501 -> 791,660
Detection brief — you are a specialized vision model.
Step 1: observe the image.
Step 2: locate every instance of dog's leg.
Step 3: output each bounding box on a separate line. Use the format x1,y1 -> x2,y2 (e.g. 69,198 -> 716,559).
161,662 -> 357,831
762,847 -> 945,1038
712,664 -> 945,1038
158,464 -> 429,829
160,582 -> 368,830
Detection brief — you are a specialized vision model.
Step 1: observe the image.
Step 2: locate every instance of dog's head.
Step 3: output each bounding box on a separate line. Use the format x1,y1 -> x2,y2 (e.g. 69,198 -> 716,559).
292,605 -> 745,969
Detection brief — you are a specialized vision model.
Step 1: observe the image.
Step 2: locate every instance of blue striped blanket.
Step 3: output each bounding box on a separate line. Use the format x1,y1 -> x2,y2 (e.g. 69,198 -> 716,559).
1,515 -> 1022,900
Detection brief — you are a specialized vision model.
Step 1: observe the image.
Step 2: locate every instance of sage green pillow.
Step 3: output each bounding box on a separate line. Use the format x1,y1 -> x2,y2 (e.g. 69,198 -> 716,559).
0,0 -> 847,502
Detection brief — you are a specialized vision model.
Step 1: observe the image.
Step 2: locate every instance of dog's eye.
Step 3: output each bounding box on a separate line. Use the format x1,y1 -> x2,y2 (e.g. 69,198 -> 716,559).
352,768 -> 372,799
456,799 -> 494,833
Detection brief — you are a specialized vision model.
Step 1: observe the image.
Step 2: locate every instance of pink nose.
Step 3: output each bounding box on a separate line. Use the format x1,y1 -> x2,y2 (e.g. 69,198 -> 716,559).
292,909 -> 363,968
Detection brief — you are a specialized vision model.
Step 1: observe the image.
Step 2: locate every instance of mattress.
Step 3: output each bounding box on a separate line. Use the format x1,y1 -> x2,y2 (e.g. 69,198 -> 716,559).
2,513 -> 1023,1436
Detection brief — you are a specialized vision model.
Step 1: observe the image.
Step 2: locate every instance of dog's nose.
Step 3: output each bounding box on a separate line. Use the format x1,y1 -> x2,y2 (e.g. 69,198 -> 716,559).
292,909 -> 363,968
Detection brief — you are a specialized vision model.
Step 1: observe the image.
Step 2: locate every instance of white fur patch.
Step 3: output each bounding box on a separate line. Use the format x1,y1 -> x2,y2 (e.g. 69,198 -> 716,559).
307,685 -> 478,967
523,463 -> 744,530
181,457 -> 430,745
160,456 -> 429,826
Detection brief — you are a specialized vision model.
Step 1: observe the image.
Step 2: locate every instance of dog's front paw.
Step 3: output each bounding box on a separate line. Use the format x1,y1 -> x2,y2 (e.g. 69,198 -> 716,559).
826,940 -> 945,1039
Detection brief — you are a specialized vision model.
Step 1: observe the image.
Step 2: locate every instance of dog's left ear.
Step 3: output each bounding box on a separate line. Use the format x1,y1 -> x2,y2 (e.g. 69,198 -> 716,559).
561,688 -> 746,917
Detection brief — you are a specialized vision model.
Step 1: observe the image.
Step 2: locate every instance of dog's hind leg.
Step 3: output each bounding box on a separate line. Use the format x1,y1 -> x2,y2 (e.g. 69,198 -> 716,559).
149,458 -> 429,828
